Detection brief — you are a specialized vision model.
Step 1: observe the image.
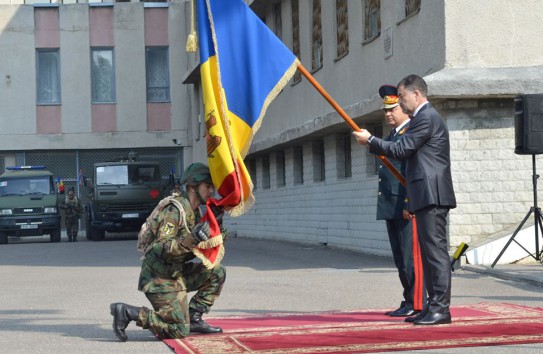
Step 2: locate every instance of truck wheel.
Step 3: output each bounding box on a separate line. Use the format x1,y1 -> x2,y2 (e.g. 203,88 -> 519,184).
86,218 -> 105,241
0,232 -> 7,245
90,228 -> 105,241
50,229 -> 61,243
85,217 -> 92,241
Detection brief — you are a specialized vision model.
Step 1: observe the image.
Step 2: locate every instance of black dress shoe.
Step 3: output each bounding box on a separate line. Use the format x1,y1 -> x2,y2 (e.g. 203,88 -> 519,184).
387,306 -> 419,317
405,310 -> 427,323
414,312 -> 452,325
385,302 -> 405,316
385,306 -> 401,316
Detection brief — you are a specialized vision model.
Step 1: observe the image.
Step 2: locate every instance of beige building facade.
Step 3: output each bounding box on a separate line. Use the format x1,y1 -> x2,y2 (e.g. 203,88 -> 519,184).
232,0 -> 543,256
0,0 -> 542,257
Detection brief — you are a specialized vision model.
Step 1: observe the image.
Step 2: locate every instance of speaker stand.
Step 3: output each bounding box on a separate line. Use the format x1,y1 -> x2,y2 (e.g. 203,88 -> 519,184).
491,154 -> 543,268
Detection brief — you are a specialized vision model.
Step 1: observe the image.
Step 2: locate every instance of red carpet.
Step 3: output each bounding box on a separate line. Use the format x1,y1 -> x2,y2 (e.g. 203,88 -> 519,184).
164,303 -> 543,353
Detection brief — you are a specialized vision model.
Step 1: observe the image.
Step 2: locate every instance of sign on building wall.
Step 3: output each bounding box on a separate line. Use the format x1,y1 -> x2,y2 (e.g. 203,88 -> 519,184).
384,27 -> 393,59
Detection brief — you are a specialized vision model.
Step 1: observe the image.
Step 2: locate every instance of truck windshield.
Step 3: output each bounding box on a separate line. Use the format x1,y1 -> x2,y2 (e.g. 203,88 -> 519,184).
0,176 -> 54,196
96,165 -> 160,185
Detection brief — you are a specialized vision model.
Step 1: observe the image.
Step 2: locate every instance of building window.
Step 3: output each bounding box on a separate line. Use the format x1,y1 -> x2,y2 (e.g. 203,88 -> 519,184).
276,150 -> 286,187
146,47 -> 170,102
293,146 -> 304,185
364,0 -> 381,41
36,49 -> 61,104
313,139 -> 325,182
336,134 -> 352,179
405,0 -> 421,17
91,48 -> 116,103
291,0 -> 301,83
336,0 -> 349,59
262,155 -> 270,189
248,158 -> 257,190
273,2 -> 282,40
311,0 -> 323,71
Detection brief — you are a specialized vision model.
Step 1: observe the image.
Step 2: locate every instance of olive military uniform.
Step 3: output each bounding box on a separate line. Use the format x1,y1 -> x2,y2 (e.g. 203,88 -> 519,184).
110,162 -> 225,342
63,193 -> 81,242
137,191 -> 226,338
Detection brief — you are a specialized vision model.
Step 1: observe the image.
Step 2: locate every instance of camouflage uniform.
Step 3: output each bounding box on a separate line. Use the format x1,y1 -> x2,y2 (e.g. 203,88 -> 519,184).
136,191 -> 226,339
63,194 -> 81,242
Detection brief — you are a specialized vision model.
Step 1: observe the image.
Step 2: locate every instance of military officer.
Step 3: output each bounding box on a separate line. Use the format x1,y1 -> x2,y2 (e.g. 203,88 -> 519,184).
110,163 -> 226,341
375,85 -> 426,317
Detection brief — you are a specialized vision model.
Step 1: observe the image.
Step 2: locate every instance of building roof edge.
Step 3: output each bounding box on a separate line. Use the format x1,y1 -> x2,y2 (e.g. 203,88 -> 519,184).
425,65 -> 543,98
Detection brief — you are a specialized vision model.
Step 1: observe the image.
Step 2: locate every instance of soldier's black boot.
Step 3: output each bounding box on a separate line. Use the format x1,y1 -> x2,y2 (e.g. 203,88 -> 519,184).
73,234 -> 78,242
110,303 -> 141,342
189,308 -> 223,334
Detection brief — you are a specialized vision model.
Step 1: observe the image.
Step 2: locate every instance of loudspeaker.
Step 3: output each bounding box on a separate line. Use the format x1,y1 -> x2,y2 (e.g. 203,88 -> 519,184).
514,94 -> 543,155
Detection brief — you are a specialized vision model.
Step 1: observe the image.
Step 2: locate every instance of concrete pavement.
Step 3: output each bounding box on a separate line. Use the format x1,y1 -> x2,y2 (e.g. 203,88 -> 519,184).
464,262 -> 543,288
0,234 -> 542,353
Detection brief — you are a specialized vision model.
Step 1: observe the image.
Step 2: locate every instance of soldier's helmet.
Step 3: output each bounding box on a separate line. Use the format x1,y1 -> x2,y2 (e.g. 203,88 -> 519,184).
180,163 -> 213,186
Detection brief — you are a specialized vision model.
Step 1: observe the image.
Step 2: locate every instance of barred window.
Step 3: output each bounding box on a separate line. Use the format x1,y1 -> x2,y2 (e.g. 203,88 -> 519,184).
248,158 -> 257,190
262,155 -> 270,189
293,146 -> 304,185
292,0 -> 301,82
313,139 -> 325,182
276,151 -> 286,187
91,48 -> 116,103
336,134 -> 352,179
336,0 -> 349,59
36,49 -> 61,104
364,0 -> 381,40
146,47 -> 170,103
311,0 -> 323,71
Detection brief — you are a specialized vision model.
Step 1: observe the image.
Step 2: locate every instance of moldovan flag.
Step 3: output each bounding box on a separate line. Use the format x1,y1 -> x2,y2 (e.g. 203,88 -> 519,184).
198,0 -> 299,216
57,177 -> 65,194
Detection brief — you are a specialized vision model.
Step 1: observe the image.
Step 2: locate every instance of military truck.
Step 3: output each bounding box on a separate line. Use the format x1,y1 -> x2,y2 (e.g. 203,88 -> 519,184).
85,158 -> 165,241
0,166 -> 62,244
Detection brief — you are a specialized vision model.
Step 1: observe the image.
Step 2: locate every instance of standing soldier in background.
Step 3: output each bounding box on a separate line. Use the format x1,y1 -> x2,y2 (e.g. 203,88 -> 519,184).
170,180 -> 182,196
62,187 -> 81,242
374,85 -> 426,318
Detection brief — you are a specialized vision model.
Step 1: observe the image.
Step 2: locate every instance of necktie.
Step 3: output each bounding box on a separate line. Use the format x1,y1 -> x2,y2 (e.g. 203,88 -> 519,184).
388,129 -> 396,140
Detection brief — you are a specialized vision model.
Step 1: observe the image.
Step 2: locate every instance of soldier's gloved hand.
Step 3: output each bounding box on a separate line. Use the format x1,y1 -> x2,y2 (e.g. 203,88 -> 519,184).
192,221 -> 210,242
210,205 -> 224,226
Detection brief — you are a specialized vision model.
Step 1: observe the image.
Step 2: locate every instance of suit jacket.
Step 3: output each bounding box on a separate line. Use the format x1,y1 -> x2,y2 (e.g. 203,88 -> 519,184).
369,103 -> 456,213
376,124 -> 409,220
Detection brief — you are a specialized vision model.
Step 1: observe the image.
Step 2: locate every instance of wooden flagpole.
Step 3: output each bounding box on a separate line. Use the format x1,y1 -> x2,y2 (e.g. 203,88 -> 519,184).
297,64 -> 406,186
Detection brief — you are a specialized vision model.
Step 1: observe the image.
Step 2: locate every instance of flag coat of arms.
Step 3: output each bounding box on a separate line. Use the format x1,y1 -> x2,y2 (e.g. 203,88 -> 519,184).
192,0 -> 299,268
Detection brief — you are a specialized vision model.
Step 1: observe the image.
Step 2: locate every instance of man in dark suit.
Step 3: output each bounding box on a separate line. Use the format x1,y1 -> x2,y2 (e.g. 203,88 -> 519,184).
353,75 -> 456,325
376,85 -> 426,318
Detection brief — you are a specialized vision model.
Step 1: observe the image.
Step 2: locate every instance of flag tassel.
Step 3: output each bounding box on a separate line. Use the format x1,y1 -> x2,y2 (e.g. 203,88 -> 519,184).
186,0 -> 198,52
